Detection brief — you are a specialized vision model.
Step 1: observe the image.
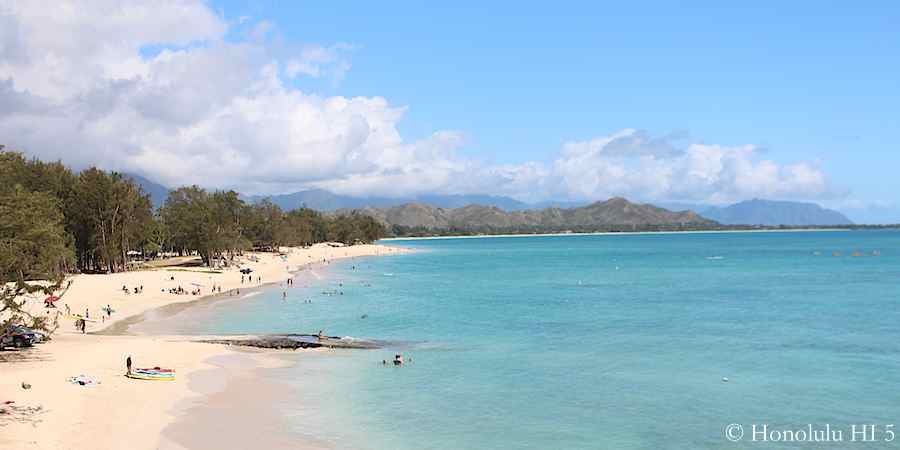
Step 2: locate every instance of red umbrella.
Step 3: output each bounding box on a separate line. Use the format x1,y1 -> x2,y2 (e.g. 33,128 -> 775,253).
44,295 -> 60,303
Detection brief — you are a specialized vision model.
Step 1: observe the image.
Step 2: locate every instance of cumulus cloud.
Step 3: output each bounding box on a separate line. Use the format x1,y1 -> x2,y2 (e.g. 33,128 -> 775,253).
284,43 -> 354,82
0,0 -> 838,205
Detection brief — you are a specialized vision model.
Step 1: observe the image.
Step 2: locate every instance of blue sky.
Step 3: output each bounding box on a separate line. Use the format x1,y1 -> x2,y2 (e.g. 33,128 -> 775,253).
2,1 -> 898,221
210,1 -> 898,213
215,2 -> 891,155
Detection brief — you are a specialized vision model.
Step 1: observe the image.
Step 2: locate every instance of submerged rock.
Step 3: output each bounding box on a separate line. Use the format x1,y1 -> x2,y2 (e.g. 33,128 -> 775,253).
198,334 -> 382,350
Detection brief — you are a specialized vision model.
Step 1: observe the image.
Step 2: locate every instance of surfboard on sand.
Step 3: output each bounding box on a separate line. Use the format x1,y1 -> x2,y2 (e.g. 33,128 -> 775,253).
126,368 -> 176,381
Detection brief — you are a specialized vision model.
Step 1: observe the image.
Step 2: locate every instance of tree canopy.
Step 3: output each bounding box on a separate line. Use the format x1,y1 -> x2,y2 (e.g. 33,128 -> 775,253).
0,186 -> 73,332
1,148 -> 385,274
0,147 -> 386,335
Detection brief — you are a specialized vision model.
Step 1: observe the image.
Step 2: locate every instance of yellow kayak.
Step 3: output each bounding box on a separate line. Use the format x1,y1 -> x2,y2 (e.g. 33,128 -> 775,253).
126,369 -> 176,381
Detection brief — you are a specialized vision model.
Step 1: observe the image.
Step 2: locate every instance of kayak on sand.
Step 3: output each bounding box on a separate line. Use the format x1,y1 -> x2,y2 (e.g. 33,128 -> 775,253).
126,368 -> 176,381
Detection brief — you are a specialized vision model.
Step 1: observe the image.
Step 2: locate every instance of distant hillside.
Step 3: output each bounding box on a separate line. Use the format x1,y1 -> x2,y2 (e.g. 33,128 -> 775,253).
249,189 -> 531,211
701,199 -> 853,226
245,189 -> 400,211
342,197 -> 715,231
111,180 -> 852,227
124,173 -> 169,208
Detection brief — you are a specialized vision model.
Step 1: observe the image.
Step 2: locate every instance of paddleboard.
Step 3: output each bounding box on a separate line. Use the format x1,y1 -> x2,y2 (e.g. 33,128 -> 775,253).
126,372 -> 176,381
66,315 -> 99,323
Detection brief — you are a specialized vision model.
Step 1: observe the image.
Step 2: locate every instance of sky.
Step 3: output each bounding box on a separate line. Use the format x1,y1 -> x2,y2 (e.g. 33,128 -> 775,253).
0,1 -> 898,222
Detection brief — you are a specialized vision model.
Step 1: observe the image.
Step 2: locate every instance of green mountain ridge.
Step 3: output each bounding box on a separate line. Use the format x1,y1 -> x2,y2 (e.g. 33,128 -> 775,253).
340,197 -> 715,231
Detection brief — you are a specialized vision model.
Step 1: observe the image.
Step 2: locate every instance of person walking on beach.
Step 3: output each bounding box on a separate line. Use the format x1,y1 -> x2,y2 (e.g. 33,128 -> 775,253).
126,355 -> 132,375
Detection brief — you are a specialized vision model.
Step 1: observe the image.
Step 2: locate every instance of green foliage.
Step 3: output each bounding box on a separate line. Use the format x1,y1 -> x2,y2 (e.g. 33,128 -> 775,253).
0,186 -> 73,333
0,147 -> 386,337
326,212 -> 384,244
1,148 -> 385,278
68,168 -> 153,272
160,186 -> 249,265
0,187 -> 73,281
161,188 -> 386,263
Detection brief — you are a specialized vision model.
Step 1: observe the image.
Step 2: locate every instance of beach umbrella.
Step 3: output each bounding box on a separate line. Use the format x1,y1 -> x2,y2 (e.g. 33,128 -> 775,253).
43,295 -> 60,303
240,268 -> 253,274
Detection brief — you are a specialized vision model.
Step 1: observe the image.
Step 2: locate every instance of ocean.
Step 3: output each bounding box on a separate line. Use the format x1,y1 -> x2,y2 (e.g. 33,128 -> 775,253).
166,230 -> 900,449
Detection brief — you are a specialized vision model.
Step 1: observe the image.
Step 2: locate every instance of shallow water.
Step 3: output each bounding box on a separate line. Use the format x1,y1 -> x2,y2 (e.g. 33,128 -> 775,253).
175,230 -> 900,449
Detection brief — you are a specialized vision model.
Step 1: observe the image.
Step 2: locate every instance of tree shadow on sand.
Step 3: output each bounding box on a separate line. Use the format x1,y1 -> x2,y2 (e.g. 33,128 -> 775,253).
0,404 -> 47,428
0,347 -> 50,364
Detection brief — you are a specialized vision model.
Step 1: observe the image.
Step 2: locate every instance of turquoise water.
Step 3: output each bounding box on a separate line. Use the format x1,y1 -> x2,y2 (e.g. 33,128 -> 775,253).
183,231 -> 900,449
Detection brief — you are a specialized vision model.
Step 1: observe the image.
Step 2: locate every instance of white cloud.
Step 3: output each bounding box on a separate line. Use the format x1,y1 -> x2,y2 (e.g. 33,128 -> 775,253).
529,133 -> 833,204
284,44 -> 354,81
0,0 -> 840,206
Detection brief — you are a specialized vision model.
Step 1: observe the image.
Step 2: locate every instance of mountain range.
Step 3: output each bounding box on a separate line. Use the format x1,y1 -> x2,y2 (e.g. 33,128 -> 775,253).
340,198 -> 713,230
243,189 -> 534,212
124,173 -> 170,208
125,174 -> 855,226
700,199 -> 853,226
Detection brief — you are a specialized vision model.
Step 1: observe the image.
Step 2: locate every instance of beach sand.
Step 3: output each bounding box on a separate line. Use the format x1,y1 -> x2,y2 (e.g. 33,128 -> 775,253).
1,243 -> 404,450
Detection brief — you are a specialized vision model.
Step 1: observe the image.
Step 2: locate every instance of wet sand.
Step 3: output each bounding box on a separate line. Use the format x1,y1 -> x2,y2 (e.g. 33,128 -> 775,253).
1,243 -> 407,450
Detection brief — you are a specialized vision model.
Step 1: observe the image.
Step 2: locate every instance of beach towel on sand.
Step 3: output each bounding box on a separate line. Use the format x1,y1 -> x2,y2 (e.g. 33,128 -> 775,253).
67,375 -> 100,386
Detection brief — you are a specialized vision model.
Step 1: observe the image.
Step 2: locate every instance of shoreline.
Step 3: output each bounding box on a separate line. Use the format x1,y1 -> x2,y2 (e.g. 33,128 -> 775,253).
161,349 -> 333,450
1,243 -> 408,450
381,227 -> 852,241
102,260 -> 336,336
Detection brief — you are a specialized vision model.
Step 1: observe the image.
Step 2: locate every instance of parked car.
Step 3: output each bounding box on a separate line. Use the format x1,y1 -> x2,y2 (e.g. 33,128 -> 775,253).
0,325 -> 37,349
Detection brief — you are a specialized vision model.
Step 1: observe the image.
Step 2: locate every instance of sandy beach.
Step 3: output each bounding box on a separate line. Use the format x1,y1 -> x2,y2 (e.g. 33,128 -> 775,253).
1,243 -> 404,450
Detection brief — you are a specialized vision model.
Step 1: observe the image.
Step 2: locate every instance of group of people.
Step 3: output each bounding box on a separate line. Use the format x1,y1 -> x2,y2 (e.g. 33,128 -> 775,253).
241,275 -> 262,284
166,285 -> 191,295
121,285 -> 144,295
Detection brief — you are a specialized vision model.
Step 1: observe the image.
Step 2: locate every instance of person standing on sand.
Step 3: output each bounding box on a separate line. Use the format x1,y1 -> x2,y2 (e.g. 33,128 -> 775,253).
126,355 -> 132,375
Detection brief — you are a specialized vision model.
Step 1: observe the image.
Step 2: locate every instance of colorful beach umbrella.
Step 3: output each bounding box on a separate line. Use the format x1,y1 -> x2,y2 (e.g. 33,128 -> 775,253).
43,295 -> 60,303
